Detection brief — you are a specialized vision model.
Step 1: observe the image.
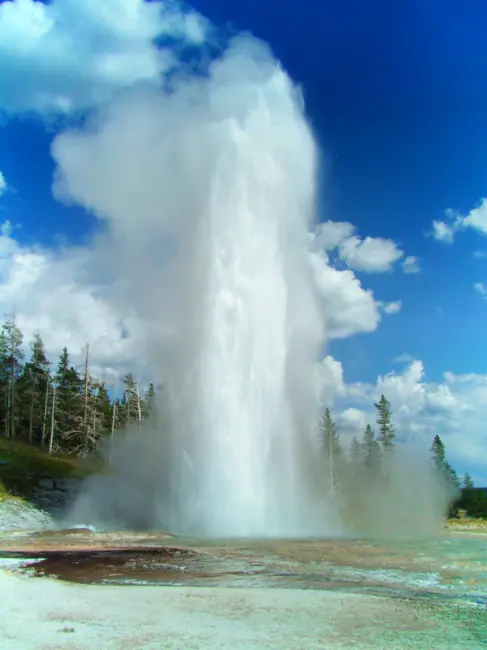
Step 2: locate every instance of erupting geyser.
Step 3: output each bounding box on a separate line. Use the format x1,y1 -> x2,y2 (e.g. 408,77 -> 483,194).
57,36 -> 334,537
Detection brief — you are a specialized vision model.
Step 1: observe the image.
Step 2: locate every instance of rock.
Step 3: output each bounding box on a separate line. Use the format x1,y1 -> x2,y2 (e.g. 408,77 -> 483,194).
0,497 -> 53,532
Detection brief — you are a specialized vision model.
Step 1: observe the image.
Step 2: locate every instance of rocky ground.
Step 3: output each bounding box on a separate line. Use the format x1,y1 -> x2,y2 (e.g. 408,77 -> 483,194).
0,562 -> 485,650
0,495 -> 53,532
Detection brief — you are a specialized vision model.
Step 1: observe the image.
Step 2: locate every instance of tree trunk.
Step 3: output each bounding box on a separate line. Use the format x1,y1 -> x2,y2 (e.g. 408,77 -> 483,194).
110,376 -> 118,462
136,382 -> 142,425
83,343 -> 89,436
9,308 -> 16,439
48,385 -> 56,455
42,383 -> 49,446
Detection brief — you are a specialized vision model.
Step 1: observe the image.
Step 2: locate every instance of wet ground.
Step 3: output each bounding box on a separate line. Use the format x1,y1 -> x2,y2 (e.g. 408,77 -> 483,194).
0,529 -> 486,648
1,529 -> 486,604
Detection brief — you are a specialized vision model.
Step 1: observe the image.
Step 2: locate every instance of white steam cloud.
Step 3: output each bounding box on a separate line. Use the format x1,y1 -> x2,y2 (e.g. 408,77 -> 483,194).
59,35 -> 341,536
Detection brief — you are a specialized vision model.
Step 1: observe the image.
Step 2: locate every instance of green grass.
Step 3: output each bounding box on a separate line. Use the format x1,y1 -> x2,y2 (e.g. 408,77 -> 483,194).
0,438 -> 102,500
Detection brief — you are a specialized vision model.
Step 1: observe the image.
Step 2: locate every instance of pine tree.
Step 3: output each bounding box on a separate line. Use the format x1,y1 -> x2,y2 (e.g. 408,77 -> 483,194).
52,347 -> 84,453
122,373 -> 142,426
430,434 -> 445,471
362,424 -> 382,471
430,435 -> 460,493
94,383 -> 113,432
444,461 -> 460,490
80,379 -> 112,456
0,327 -> 9,437
459,473 -> 487,518
374,394 -> 395,451
463,472 -> 474,490
319,408 -> 342,494
0,313 -> 24,438
17,332 -> 51,444
141,382 -> 156,419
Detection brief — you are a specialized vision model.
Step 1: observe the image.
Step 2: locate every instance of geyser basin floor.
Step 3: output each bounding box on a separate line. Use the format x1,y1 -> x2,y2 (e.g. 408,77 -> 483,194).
0,531 -> 486,649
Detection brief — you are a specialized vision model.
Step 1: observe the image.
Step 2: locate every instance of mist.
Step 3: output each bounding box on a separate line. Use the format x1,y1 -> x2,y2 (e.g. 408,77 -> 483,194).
52,29 -> 452,539
339,447 -> 456,539
56,34 -> 341,537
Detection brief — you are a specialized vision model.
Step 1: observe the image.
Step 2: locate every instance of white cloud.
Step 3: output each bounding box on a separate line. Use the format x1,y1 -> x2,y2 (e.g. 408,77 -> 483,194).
339,235 -> 403,273
338,360 -> 487,482
402,255 -> 420,274
0,0 -> 208,115
0,171 -> 7,196
0,222 -> 145,382
431,219 -> 456,243
431,200 -> 487,244
315,355 -> 346,406
312,220 -> 405,273
312,221 -> 355,251
379,300 -> 402,315
473,282 -> 487,298
462,198 -> 487,235
474,250 -> 487,259
336,407 -> 369,436
309,251 -> 382,339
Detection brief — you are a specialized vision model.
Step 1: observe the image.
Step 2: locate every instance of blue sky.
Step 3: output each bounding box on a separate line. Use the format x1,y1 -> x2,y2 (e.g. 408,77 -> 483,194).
0,0 -> 486,482
194,0 -> 487,383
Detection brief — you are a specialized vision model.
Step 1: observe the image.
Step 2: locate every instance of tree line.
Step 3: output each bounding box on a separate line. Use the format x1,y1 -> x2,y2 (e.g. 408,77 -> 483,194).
0,314 -> 154,457
319,395 -> 487,519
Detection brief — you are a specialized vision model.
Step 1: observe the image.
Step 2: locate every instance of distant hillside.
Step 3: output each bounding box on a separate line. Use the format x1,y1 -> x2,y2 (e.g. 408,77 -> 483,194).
473,487 -> 487,497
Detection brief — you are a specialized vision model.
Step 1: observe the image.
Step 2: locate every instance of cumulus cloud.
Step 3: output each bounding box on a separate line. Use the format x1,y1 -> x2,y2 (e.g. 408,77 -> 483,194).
0,221 -> 145,382
337,360 -> 487,483
402,255 -> 420,274
0,0 -> 208,115
312,221 -> 355,251
339,235 -> 403,273
312,220 -> 407,273
309,252 -> 382,339
315,355 -> 346,406
462,199 -> 487,234
431,219 -> 457,243
431,200 -> 487,244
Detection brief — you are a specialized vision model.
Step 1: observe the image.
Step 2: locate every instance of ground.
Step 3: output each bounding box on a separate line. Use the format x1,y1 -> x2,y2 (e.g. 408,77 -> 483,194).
0,529 -> 486,649
0,442 -> 486,649
0,566 -> 484,650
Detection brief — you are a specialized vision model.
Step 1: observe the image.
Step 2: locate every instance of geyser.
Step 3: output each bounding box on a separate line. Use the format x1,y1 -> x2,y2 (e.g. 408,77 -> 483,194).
55,36 -> 334,536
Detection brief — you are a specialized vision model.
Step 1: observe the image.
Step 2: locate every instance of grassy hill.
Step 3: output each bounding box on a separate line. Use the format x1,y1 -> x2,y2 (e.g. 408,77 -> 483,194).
0,438 -> 101,501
